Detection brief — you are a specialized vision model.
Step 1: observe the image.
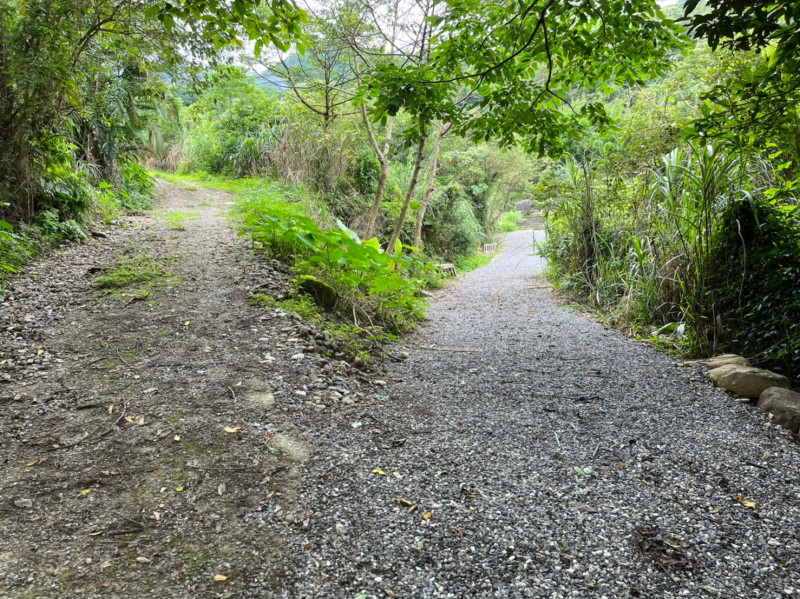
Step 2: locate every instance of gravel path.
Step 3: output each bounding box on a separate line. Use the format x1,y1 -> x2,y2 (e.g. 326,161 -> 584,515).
280,229 -> 800,598
0,183 -> 375,598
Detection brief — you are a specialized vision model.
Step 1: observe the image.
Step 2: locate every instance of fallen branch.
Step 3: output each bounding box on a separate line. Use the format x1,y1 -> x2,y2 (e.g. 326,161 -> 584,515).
114,347 -> 130,366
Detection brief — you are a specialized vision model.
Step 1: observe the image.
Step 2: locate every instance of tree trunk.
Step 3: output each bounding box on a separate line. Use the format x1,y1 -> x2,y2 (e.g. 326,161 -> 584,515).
413,124 -> 446,249
363,115 -> 394,239
387,133 -> 428,255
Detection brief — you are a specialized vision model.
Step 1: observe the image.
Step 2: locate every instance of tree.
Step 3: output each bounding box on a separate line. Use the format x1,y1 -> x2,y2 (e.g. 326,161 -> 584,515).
683,1 -> 800,187
363,0 -> 687,157
0,0 -> 306,223
683,0 -> 799,67
250,16 -> 357,126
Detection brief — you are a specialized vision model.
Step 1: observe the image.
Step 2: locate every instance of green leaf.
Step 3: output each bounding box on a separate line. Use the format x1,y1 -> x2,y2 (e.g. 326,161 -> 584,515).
698,584 -> 721,595
296,232 -> 316,247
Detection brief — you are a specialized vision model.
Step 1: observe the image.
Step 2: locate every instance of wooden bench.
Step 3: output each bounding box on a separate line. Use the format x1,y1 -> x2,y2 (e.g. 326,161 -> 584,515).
436,263 -> 457,277
483,243 -> 497,253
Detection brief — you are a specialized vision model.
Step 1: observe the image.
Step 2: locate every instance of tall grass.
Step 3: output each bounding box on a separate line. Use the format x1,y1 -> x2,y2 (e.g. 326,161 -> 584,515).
542,143 -> 799,377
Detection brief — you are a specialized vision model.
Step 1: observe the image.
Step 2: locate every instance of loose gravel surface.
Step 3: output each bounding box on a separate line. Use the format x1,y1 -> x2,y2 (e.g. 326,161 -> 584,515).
2,198 -> 799,599
279,230 -> 800,598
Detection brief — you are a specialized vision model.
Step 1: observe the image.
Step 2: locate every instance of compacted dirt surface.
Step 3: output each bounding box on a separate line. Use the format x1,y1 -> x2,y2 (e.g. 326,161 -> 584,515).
2,195 -> 799,599
0,182 -> 377,598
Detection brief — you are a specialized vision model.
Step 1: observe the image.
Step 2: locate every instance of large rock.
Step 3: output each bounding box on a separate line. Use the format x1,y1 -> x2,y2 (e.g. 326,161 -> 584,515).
758,387 -> 800,434
706,354 -> 749,369
707,364 -> 791,398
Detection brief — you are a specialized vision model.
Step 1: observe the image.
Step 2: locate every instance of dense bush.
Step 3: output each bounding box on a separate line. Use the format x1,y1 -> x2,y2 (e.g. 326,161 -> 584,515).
541,143 -> 800,377
422,183 -> 484,258
245,204 -> 431,334
185,84 -> 282,177
710,200 -> 800,377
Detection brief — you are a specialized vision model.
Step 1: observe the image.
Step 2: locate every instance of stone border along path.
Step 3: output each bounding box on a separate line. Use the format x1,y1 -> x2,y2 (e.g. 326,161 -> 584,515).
277,229 -> 800,598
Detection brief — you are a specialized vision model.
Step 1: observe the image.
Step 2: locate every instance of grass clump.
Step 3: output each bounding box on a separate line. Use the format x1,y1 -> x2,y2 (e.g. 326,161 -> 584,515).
456,252 -> 493,274
161,211 -> 199,231
496,210 -> 523,233
95,253 -> 178,301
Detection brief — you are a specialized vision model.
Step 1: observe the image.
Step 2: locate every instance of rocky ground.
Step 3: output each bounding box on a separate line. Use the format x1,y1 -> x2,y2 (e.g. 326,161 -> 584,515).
1,189 -> 799,598
276,231 -> 800,598
0,182 -> 378,598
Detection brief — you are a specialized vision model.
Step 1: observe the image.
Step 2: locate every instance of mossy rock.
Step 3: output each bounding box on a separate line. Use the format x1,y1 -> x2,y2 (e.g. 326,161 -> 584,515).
297,275 -> 338,312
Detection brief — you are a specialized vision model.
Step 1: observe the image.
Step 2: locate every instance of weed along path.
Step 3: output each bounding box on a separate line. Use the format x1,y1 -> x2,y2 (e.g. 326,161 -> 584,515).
279,229 -> 800,597
0,195 -> 798,599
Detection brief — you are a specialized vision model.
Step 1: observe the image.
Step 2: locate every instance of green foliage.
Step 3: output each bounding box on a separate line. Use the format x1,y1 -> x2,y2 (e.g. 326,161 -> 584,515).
184,73 -> 283,176
435,145 -> 535,238
710,200 -> 800,377
542,139 -> 799,375
422,183 -> 484,258
0,221 -> 36,289
246,205 -> 428,333
496,211 -> 523,234
455,252 -> 493,274
348,149 -> 381,197
364,0 -> 687,154
151,0 -> 306,56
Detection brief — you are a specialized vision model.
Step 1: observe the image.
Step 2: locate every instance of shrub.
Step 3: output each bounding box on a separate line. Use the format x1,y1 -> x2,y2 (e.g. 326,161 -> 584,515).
423,183 -> 485,258
709,199 -> 800,377
247,207 -> 428,334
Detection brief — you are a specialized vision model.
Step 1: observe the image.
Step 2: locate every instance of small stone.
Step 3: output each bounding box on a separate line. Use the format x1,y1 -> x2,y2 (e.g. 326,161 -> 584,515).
13,498 -> 33,509
249,392 -> 276,408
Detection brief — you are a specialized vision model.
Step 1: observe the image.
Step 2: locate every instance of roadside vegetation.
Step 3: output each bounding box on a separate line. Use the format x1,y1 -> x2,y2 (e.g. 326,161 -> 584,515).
1,0 -> 797,375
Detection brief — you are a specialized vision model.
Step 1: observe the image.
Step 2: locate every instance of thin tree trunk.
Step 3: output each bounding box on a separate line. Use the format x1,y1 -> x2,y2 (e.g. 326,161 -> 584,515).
413,124 -> 446,249
363,110 -> 394,239
387,132 -> 428,255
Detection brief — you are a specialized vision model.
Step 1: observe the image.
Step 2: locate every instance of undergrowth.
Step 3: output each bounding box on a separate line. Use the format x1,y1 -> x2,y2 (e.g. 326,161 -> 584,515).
496,210 -> 523,233
541,145 -> 800,379
456,252 -> 494,274
1,163 -> 155,294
